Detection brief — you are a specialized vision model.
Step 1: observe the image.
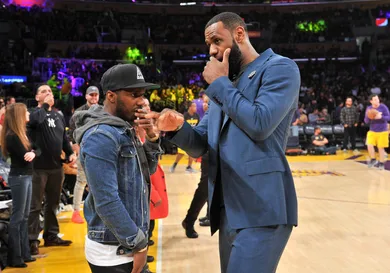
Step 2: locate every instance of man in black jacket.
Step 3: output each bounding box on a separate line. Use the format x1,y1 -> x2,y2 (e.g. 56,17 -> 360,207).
28,84 -> 77,255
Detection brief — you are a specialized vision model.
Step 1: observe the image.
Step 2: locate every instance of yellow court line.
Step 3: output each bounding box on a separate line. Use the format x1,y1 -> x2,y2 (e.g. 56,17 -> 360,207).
148,220 -> 158,272
5,152 -> 366,272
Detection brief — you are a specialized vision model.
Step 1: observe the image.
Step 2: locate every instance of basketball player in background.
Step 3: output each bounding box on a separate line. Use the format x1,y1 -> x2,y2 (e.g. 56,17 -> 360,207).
193,91 -> 205,120
170,102 -> 200,173
364,94 -> 390,170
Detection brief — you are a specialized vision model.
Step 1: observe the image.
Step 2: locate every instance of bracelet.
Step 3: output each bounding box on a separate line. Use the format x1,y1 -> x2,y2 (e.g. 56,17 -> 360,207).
146,135 -> 159,142
137,246 -> 148,253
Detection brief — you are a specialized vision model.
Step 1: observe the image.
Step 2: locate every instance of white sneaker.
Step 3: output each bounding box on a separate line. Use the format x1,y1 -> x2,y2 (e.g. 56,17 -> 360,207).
368,159 -> 377,168
353,149 -> 360,155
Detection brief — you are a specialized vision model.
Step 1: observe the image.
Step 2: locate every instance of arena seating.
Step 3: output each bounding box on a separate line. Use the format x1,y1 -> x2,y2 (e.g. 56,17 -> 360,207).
297,124 -> 369,150
298,124 -> 344,147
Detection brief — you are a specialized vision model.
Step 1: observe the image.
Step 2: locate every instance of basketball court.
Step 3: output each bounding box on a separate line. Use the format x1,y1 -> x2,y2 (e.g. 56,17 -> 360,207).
6,151 -> 390,273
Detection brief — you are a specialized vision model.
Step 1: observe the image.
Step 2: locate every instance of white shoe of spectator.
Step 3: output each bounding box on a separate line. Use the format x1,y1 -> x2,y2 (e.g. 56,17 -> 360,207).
353,149 -> 360,155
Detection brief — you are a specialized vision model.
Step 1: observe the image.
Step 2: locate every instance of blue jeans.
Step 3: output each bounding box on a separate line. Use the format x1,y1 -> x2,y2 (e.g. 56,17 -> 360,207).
315,146 -> 337,154
290,126 -> 299,137
8,175 -> 33,265
219,209 -> 292,273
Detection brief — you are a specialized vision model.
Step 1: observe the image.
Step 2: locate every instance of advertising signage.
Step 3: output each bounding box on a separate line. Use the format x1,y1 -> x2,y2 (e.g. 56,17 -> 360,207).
0,75 -> 27,85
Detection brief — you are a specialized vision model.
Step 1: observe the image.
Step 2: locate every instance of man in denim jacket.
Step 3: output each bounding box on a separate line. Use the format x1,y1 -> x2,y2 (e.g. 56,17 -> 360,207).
73,64 -> 162,273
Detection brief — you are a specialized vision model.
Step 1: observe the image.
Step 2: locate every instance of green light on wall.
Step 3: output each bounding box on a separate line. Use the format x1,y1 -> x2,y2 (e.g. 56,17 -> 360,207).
296,20 -> 327,33
126,47 -> 142,60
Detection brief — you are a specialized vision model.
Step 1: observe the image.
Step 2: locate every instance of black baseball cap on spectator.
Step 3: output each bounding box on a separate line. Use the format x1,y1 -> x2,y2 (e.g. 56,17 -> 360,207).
100,64 -> 160,94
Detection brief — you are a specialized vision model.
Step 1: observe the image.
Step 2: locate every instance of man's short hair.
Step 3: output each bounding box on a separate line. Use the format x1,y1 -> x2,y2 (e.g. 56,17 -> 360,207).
205,12 -> 248,32
36,83 -> 49,94
5,96 -> 14,103
369,94 -> 379,101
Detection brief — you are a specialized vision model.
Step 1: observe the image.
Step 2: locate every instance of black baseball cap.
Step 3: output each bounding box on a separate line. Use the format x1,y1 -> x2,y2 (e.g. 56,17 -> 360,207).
100,64 -> 160,94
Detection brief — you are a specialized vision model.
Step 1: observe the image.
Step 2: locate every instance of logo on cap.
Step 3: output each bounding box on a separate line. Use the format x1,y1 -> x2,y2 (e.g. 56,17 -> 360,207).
137,67 -> 144,80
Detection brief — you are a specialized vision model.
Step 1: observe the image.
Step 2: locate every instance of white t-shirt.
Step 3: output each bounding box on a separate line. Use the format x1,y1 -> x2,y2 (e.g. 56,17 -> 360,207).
85,236 -> 134,267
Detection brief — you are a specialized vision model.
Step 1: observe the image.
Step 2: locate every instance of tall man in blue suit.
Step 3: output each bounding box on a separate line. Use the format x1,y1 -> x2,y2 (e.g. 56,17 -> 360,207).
145,12 -> 300,273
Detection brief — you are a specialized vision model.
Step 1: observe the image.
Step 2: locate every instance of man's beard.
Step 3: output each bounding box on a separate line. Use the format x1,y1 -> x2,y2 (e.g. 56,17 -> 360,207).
228,40 -> 243,80
116,97 -> 137,124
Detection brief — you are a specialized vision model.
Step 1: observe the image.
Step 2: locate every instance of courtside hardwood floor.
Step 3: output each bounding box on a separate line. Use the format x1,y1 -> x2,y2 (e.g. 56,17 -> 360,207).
5,152 -> 390,273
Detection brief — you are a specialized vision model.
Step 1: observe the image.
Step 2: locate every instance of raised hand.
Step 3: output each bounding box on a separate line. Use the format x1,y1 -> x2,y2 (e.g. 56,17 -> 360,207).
202,48 -> 230,84
44,93 -> 55,107
134,109 -> 159,140
145,109 -> 184,132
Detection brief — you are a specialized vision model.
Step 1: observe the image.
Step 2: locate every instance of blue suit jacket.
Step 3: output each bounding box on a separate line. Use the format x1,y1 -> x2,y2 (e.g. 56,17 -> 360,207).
169,49 -> 300,234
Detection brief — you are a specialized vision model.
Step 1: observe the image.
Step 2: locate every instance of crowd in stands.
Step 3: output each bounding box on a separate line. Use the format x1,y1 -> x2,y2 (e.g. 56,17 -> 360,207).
63,45 -> 122,60
293,60 -> 390,136
1,3 -> 390,130
3,55 -> 390,127
2,4 -> 390,59
272,8 -> 372,44
0,38 -> 31,75
26,56 -> 205,114
0,5 -> 99,43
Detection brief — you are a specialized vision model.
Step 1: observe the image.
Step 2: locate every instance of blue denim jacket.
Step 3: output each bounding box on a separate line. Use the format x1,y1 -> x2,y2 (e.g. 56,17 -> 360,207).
79,120 -> 161,252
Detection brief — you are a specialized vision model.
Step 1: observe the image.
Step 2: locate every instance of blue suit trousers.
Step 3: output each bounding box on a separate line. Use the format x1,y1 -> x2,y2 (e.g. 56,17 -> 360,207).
219,209 -> 292,273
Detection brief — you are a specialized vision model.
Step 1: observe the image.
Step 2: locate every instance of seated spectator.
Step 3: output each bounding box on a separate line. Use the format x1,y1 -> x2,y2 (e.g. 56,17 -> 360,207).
306,99 -> 318,115
291,104 -> 308,136
292,105 -> 308,126
311,127 -> 337,155
290,107 -> 301,137
317,108 -> 331,124
308,109 -> 320,124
